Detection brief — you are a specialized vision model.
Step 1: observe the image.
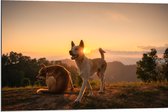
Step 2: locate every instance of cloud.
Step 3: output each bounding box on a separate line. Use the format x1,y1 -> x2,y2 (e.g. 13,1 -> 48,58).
106,11 -> 130,22
88,49 -> 144,56
86,46 -> 168,65
101,9 -> 130,23
137,44 -> 168,54
86,49 -> 143,64
105,50 -> 142,55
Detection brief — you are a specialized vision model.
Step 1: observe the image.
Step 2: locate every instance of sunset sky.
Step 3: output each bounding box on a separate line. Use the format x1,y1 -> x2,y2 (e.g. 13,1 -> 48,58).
2,1 -> 168,64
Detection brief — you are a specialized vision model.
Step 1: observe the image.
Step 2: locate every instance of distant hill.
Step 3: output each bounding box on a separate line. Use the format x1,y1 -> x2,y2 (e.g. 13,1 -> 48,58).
105,61 -> 138,82
60,59 -> 77,68
60,59 -> 138,82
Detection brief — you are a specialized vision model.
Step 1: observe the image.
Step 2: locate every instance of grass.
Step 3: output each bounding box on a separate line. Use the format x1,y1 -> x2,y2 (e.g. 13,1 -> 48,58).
2,82 -> 168,110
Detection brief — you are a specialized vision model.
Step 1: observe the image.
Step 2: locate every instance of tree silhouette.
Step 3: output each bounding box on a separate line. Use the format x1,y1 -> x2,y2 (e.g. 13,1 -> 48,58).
136,49 -> 158,82
137,48 -> 168,82
2,51 -> 79,87
163,48 -> 168,81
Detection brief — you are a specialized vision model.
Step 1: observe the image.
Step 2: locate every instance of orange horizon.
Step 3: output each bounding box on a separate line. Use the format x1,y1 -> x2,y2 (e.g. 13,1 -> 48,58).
2,1 -> 168,64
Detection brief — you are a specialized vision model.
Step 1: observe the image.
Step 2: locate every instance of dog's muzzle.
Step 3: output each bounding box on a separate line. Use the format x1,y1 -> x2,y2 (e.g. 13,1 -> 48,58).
69,50 -> 73,55
69,50 -> 78,60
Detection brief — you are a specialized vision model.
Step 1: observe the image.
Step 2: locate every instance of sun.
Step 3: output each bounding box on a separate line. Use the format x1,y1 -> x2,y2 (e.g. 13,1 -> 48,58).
83,47 -> 91,54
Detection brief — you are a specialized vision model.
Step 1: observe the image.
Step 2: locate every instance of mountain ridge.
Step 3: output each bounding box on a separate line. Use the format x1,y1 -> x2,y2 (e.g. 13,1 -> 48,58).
60,59 -> 138,82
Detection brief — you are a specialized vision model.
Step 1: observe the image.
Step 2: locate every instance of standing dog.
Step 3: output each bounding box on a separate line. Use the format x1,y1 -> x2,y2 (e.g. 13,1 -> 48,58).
36,64 -> 74,94
69,40 -> 107,103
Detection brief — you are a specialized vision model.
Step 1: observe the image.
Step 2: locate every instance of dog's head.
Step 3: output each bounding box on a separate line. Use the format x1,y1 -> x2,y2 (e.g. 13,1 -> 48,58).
36,64 -> 47,80
69,40 -> 84,60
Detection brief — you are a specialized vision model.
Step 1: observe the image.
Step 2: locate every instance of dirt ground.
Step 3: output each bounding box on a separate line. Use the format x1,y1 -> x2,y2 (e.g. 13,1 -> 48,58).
2,82 -> 168,110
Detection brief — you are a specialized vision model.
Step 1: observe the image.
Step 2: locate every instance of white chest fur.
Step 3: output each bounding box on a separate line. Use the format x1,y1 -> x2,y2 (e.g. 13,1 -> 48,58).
46,76 -> 56,92
76,57 -> 91,79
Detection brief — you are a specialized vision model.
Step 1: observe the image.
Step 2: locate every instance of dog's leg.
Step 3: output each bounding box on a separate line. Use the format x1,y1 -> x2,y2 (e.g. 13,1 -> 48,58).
75,79 -> 87,103
102,75 -> 105,91
86,80 -> 93,96
68,72 -> 74,91
97,72 -> 105,93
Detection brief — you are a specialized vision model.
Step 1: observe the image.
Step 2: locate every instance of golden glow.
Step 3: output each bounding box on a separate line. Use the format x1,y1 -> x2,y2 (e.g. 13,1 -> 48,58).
2,2 -> 168,64
83,47 -> 91,54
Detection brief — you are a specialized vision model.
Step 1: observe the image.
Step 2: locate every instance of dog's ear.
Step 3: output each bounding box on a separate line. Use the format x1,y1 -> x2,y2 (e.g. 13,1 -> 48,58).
40,64 -> 46,68
79,40 -> 84,48
71,41 -> 75,48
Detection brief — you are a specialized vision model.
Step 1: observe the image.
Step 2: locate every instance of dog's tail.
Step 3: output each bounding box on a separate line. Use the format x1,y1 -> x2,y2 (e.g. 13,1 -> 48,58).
99,48 -> 106,59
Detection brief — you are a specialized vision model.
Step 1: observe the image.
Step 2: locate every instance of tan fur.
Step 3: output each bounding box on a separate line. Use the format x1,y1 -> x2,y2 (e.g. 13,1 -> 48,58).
69,40 -> 107,103
46,75 -> 56,92
36,65 -> 74,94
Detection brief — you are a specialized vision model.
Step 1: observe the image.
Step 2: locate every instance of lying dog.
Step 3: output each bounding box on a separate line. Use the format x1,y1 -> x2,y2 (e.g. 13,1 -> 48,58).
36,64 -> 74,94
69,40 -> 107,103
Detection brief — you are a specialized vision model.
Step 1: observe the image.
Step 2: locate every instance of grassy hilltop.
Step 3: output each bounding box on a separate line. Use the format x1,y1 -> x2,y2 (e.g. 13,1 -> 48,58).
2,82 -> 168,110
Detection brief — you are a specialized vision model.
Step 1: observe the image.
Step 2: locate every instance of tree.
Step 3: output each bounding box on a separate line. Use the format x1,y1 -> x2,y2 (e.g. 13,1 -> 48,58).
136,49 -> 158,82
163,48 -> 168,81
38,58 -> 49,66
2,51 -> 39,87
21,78 -> 31,86
163,48 -> 168,59
2,54 -> 10,86
2,51 -> 79,87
